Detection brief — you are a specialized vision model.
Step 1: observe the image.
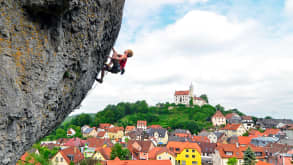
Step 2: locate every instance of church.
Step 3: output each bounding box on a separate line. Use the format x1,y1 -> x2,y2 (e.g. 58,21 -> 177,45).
174,83 -> 207,106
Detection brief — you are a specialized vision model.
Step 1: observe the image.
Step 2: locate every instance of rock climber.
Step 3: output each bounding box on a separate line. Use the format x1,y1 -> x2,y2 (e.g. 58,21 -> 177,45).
96,48 -> 133,83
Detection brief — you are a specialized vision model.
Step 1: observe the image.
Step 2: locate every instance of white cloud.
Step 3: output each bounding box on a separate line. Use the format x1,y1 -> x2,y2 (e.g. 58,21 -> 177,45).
285,0 -> 293,16
73,7 -> 293,119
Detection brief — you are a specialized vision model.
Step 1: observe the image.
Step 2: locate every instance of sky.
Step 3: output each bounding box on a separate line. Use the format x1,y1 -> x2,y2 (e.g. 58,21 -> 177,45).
71,0 -> 293,119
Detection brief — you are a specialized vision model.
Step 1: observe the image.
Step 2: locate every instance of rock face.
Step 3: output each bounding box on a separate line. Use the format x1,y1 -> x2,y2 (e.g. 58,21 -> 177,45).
0,0 -> 125,164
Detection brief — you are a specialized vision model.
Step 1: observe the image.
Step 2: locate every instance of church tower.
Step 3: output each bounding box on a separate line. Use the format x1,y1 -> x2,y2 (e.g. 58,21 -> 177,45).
189,83 -> 194,97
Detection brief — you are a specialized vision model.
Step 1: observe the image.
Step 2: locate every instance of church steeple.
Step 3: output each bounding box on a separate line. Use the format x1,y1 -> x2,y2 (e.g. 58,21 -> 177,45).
189,82 -> 194,97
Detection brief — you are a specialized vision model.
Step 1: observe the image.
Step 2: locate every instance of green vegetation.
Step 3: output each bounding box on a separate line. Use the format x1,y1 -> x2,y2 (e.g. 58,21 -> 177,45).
199,94 -> 209,103
43,99 -> 246,139
110,143 -> 131,160
227,157 -> 237,165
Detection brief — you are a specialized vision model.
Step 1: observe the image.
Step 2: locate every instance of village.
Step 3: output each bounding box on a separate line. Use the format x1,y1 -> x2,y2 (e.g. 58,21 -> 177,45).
17,85 -> 293,165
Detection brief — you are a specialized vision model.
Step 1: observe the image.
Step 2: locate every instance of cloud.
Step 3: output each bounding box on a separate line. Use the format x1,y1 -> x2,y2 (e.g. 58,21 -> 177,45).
285,0 -> 293,16
73,4 -> 293,119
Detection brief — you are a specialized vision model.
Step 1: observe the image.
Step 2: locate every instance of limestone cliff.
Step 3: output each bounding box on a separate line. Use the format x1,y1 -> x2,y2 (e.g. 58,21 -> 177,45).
0,0 -> 125,164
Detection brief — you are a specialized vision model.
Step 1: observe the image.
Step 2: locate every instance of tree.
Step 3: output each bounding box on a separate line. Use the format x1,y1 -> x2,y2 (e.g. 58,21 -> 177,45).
189,97 -> 194,106
199,94 -> 209,103
110,143 -> 131,160
244,147 -> 256,165
227,157 -> 237,165
215,104 -> 225,112
265,116 -> 272,119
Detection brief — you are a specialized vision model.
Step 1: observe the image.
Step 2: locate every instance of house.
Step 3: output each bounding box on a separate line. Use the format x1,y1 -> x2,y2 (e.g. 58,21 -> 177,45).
107,127 -> 124,140
137,120 -> 147,130
238,136 -> 254,146
148,147 -> 176,165
197,142 -> 217,165
63,138 -> 85,148
81,125 -> 90,133
83,127 -> 98,138
127,129 -> 148,141
148,125 -> 163,129
241,116 -> 254,130
263,128 -> 281,137
256,161 -> 273,165
125,126 -> 136,134
198,130 -> 217,143
92,147 -> 112,161
99,123 -> 114,130
279,130 -> 293,145
220,124 -> 246,137
17,152 -> 40,165
128,140 -> 155,160
225,113 -> 242,124
249,129 -> 264,137
97,131 -> 107,139
256,119 -> 293,129
213,144 -> 266,165
167,141 -> 202,165
172,129 -> 192,138
107,157 -> 172,165
193,97 -> 207,106
174,83 -> 207,106
51,147 -> 84,165
251,137 -> 279,147
146,128 -> 169,145
214,132 -> 227,143
67,128 -> 76,137
174,85 -> 192,105
85,137 -> 113,148
190,136 -> 210,143
264,143 -> 292,164
212,111 -> 226,127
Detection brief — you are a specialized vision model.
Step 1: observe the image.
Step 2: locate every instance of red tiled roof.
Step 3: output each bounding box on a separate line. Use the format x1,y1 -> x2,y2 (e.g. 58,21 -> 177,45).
148,125 -> 162,129
174,90 -> 189,95
167,141 -> 201,154
256,161 -> 273,165
225,113 -> 237,119
128,140 -> 154,153
137,120 -> 147,127
59,147 -> 84,164
107,158 -> 172,165
212,110 -> 225,118
242,116 -> 252,120
125,126 -> 136,131
148,147 -> 175,159
216,144 -> 265,159
221,124 -> 241,131
97,131 -> 106,137
17,152 -> 41,165
194,97 -> 204,101
99,123 -> 112,129
249,129 -> 264,137
190,136 -> 210,143
95,147 -> 112,160
263,128 -> 280,136
86,138 -> 112,148
108,127 -> 124,133
63,138 -> 85,147
238,136 -> 253,145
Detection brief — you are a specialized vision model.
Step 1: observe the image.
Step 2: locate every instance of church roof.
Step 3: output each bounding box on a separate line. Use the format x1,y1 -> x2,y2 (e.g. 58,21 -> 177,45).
174,90 -> 189,95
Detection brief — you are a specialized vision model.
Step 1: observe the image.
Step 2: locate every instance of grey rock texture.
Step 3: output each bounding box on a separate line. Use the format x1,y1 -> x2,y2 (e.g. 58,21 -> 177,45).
0,0 -> 125,164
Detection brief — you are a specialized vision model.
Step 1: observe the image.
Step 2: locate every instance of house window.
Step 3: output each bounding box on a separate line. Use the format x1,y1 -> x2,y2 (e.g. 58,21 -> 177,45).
192,161 -> 198,165
158,156 -> 161,160
185,154 -> 189,158
225,152 -> 233,156
169,157 -> 171,160
182,160 -> 186,165
186,149 -> 189,152
55,157 -> 59,162
192,155 -> 195,158
176,148 -> 180,152
60,157 -> 63,162
192,149 -> 195,153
